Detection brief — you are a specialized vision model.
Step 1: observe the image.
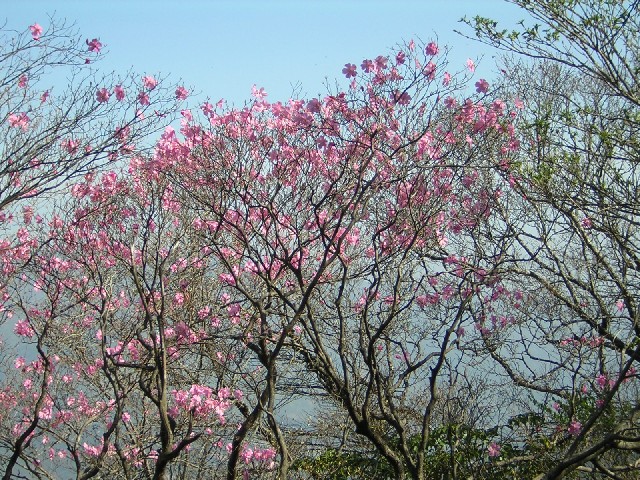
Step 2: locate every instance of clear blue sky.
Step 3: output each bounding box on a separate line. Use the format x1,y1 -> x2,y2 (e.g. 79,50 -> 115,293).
5,1 -> 524,105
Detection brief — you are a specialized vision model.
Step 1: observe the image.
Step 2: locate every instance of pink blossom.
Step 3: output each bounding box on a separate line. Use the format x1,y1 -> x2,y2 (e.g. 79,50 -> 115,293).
393,90 -> 411,106
14,319 -> 34,338
466,58 -> 475,72
175,86 -> 189,100
114,84 -> 125,101
29,23 -> 43,41
8,112 -> 30,131
596,374 -> 608,389
251,84 -> 267,100
425,42 -> 439,56
83,442 -> 101,457
374,55 -> 388,70
18,75 -> 28,88
22,206 -> 34,224
86,38 -> 102,53
115,125 -> 130,142
443,71 -> 451,86
142,75 -> 158,90
219,273 -> 236,286
137,91 -> 150,106
492,99 -> 506,115
61,138 -> 79,154
514,97 -> 524,109
395,51 -> 406,65
174,292 -> 185,306
487,442 -> 501,457
423,62 -> 436,80
475,79 -> 489,93
625,366 -> 636,382
444,97 -> 457,109
40,90 -> 50,103
96,88 -> 110,103
616,299 -> 624,312
342,63 -> 357,78
201,102 -> 214,117
361,59 -> 375,73
568,420 -> 582,436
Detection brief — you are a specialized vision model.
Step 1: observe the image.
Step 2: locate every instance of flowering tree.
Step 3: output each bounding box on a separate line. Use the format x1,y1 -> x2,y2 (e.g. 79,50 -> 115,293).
0,18 -> 186,327
3,3 -> 639,478
0,20 -> 183,211
1,31 -> 527,478
153,39 -> 525,479
0,159 -> 287,478
8,171 -> 228,478
0,21 -> 206,480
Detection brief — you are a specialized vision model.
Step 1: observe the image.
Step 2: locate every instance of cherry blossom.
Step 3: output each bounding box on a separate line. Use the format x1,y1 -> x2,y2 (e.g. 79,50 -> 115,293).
475,78 -> 489,93
466,58 -> 475,72
342,63 -> 357,78
96,87 -> 110,103
29,23 -> 43,40
86,38 -> 102,53
425,41 -> 439,55
142,75 -> 158,90
175,85 -> 189,100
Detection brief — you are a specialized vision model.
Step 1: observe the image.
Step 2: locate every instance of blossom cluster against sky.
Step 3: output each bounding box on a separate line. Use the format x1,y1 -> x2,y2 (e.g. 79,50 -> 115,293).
5,1 -> 523,105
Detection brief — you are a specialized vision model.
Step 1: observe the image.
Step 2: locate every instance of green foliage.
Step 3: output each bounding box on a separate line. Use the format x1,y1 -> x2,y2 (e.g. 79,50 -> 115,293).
291,448 -> 394,479
293,419 -> 553,480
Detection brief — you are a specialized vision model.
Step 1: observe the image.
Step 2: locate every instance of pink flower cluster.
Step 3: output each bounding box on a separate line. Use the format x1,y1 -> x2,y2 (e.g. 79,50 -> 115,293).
240,445 -> 276,469
170,385 -> 239,422
8,112 -> 30,131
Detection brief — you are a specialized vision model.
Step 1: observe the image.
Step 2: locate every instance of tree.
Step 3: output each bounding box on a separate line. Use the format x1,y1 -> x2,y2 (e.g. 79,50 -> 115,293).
0,18 -> 185,317
0,20 -> 198,479
459,1 -> 640,477
0,19 -> 183,211
1,30 -> 527,478
5,5 -> 640,478
163,40 -> 522,479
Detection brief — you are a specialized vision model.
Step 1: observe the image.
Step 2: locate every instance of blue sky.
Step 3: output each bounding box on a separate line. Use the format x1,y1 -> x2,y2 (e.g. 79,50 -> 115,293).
5,1 -> 524,105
